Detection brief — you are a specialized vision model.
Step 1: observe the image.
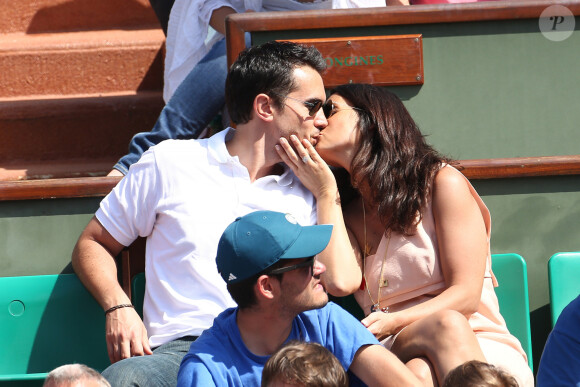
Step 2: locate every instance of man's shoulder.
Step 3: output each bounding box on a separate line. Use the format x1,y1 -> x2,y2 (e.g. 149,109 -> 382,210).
152,138 -> 207,155
304,301 -> 351,315
180,330 -> 232,387
181,308 -> 245,383
298,302 -> 377,345
188,308 -> 237,356
148,138 -> 213,173
152,130 -> 229,165
295,303 -> 378,367
183,331 -> 232,371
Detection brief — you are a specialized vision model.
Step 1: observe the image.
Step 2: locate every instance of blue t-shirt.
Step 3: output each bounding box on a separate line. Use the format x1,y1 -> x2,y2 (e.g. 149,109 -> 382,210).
177,302 -> 378,386
537,294 -> 580,386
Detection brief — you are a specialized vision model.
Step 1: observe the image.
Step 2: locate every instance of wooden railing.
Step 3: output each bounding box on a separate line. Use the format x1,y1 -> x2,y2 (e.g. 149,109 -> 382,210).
2,155 -> 580,201
226,0 -> 580,66
459,155 -> 580,180
0,176 -> 121,201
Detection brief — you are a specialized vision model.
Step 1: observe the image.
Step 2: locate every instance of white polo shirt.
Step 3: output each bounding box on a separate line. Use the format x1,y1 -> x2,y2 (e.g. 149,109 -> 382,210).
97,128 -> 316,347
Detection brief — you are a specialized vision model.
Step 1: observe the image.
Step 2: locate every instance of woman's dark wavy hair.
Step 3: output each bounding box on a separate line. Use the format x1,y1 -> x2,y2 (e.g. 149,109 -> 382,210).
331,84 -> 453,235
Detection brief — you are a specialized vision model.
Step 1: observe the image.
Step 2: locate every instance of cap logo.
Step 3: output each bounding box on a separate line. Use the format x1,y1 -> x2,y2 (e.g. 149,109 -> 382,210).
285,214 -> 297,224
228,273 -> 237,282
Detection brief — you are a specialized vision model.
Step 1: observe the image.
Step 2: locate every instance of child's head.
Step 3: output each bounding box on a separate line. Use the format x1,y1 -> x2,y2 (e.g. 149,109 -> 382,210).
443,360 -> 519,387
43,364 -> 110,387
262,341 -> 348,387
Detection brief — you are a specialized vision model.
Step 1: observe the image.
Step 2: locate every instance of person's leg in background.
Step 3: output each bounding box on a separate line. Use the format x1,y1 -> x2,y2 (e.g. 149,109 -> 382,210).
113,38 -> 228,174
148,0 -> 175,35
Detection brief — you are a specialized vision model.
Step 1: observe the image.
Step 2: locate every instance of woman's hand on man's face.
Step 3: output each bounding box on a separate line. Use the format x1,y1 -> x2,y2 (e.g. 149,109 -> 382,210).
275,135 -> 337,199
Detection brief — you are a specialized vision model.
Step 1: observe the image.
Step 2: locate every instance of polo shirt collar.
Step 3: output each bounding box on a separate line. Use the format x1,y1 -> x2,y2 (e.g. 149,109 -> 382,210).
207,128 -> 295,187
207,127 -> 236,164
272,164 -> 294,186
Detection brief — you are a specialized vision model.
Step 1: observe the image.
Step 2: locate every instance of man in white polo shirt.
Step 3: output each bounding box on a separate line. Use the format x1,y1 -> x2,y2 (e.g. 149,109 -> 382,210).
71,41 -> 355,387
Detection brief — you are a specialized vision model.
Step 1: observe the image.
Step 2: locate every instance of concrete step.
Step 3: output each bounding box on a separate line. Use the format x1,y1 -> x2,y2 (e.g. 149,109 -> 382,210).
0,0 -> 166,181
1,0 -> 160,34
0,29 -> 165,98
0,91 -> 164,180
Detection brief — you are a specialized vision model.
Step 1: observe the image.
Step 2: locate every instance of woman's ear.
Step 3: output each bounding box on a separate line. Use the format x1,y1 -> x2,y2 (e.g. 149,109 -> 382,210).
254,94 -> 275,122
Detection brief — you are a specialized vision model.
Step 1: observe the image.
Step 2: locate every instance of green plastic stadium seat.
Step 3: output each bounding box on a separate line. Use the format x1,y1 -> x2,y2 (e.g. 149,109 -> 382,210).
492,253 -> 533,371
131,272 -> 146,319
0,274 -> 110,386
548,252 -> 580,326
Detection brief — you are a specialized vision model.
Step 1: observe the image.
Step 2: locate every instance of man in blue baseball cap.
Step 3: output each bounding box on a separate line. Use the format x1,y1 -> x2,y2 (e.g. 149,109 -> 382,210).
177,211 -> 419,387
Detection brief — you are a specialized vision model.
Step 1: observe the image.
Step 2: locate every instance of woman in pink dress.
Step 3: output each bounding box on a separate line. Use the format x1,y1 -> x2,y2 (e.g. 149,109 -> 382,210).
276,83 -> 533,386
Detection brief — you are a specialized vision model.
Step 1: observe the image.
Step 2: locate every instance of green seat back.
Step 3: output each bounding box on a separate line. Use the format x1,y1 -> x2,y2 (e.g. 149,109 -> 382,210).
548,252 -> 580,327
492,253 -> 533,371
0,274 -> 110,386
131,272 -> 146,319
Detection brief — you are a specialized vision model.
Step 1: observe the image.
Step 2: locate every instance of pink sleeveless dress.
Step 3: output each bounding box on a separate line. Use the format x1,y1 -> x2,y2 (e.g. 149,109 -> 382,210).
354,166 -> 534,386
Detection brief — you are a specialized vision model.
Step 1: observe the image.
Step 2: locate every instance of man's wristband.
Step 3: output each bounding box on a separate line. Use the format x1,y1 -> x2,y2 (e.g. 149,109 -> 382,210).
105,304 -> 134,315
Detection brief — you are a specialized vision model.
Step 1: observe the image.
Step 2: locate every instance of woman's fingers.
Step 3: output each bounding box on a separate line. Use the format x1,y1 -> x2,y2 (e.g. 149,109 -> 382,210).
277,137 -> 301,165
289,135 -> 312,164
277,135 -> 329,175
362,314 -> 385,338
275,143 -> 291,164
277,135 -> 313,167
276,135 -> 337,199
301,138 -> 324,163
361,312 -> 380,328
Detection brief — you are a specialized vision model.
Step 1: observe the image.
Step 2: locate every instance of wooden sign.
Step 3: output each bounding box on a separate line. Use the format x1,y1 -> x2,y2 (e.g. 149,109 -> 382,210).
289,35 -> 423,87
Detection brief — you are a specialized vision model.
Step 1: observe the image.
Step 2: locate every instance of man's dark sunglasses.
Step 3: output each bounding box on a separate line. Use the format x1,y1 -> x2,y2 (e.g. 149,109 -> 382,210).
267,256 -> 315,276
278,95 -> 325,117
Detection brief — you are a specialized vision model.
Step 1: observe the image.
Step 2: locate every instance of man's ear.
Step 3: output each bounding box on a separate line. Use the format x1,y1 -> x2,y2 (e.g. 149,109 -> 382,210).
254,94 -> 275,122
255,274 -> 278,301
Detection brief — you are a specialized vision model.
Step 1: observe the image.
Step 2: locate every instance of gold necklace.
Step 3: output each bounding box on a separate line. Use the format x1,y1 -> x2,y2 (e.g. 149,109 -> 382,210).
362,197 -> 390,314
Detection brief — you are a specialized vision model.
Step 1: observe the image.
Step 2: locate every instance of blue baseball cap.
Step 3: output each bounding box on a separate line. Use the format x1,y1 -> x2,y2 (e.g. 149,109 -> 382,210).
217,211 -> 333,284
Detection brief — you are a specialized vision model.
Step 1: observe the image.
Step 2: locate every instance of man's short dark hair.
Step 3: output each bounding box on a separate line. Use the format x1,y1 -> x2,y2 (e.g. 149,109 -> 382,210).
225,41 -> 326,125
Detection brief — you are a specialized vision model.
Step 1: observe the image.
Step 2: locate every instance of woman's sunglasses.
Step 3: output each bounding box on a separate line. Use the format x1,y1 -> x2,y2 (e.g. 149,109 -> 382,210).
273,93 -> 364,119
280,95 -> 363,119
322,100 -> 364,119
